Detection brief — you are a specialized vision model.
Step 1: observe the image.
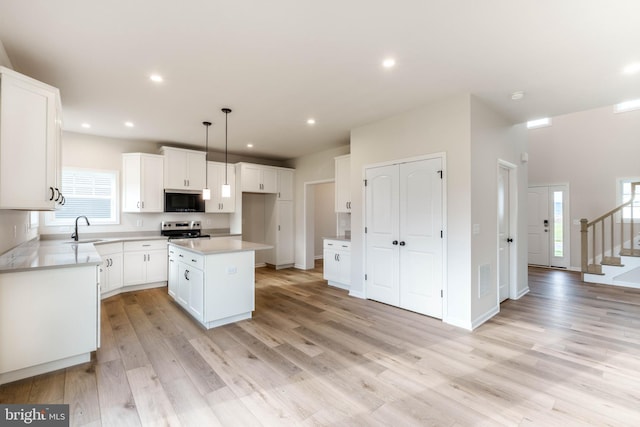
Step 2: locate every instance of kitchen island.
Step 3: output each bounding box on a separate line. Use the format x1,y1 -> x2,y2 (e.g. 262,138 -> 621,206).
167,239 -> 271,329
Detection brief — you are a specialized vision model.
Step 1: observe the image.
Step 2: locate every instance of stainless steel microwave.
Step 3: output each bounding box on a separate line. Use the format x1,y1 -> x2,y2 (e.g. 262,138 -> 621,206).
164,191 -> 205,212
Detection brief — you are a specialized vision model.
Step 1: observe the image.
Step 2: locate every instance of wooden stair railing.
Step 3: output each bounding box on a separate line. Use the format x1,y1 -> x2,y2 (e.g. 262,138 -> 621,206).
581,182 -> 640,277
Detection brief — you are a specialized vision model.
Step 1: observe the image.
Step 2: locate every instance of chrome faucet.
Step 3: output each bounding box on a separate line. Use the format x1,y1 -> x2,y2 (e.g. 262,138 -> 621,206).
71,216 -> 90,241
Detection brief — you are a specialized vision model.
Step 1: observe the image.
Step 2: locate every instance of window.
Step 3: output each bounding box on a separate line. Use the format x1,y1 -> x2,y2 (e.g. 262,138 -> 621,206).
45,168 -> 119,225
617,177 -> 640,220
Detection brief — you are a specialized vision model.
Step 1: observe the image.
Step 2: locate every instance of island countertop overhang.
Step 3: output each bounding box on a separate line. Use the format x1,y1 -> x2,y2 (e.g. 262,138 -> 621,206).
168,239 -> 272,256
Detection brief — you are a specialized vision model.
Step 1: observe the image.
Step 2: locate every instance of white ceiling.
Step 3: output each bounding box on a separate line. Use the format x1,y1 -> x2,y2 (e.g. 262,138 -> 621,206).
1,0 -> 639,160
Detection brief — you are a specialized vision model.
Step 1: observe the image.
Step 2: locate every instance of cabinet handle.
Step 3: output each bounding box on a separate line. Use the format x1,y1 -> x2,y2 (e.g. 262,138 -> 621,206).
337,254 -> 340,262
143,254 -> 147,261
49,187 -> 55,201
108,258 -> 112,267
142,244 -> 151,247
185,269 -> 190,280
148,253 -> 151,261
142,201 -> 145,208
278,225 -> 281,231
191,259 -> 197,263
278,192 -> 281,198
179,254 -> 184,258
60,195 -> 66,205
54,188 -> 61,202
137,201 -> 140,208
187,179 -> 190,187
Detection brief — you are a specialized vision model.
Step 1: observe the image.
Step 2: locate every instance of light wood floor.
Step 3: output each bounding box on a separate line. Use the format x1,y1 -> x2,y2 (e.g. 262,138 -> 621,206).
2,264 -> 640,426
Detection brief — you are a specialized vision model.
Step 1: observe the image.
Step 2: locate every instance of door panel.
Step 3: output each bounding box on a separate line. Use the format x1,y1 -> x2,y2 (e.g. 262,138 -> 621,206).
498,166 -> 510,302
365,165 -> 399,306
528,187 -> 549,266
399,159 -> 442,318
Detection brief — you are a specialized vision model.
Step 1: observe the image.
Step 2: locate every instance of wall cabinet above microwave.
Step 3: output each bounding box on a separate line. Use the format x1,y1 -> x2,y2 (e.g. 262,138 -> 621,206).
160,146 -> 206,191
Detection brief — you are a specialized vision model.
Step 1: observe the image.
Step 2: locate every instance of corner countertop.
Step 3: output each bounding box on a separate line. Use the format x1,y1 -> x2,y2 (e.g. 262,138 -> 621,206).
0,239 -> 103,273
169,239 -> 272,255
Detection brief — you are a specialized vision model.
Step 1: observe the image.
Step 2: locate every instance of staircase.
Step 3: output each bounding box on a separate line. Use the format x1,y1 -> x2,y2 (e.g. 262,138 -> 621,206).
581,182 -> 640,288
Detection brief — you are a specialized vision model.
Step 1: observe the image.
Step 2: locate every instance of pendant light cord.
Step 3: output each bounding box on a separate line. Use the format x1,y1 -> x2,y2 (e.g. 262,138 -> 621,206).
222,108 -> 232,185
203,121 -> 211,186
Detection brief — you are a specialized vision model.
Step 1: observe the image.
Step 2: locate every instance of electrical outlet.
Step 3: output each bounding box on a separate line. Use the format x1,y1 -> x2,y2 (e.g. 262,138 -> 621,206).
13,225 -> 17,239
136,219 -> 143,227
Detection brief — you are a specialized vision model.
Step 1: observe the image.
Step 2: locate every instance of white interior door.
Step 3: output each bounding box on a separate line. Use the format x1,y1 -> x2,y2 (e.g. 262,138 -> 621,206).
365,165 -> 399,306
528,186 -> 549,266
399,159 -> 443,318
498,166 -> 511,302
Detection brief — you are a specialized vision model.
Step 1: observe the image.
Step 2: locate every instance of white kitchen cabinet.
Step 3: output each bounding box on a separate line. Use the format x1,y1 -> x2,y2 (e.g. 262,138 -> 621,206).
335,155 -> 351,213
0,66 -> 64,210
168,246 -> 179,298
160,146 -> 206,190
323,239 -> 351,289
276,168 -> 294,200
122,153 -> 164,213
265,199 -> 294,268
168,242 -> 256,329
123,240 -> 168,286
205,161 -> 236,213
95,242 -> 123,295
0,265 -> 98,385
238,163 -> 277,193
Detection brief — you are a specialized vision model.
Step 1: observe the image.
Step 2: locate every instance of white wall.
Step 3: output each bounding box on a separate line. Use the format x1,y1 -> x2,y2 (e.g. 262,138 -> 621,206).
313,182 -> 337,257
469,96 -> 528,327
528,105 -> 640,270
0,39 -> 12,69
290,145 -> 350,268
0,211 -> 37,254
350,94 -> 473,326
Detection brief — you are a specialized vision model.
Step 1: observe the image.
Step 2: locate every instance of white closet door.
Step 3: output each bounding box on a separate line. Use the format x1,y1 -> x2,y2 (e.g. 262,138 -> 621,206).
365,165 -> 400,306
399,158 -> 443,318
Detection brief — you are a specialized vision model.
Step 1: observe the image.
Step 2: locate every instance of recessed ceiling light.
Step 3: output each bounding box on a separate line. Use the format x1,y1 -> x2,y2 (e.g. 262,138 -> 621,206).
247,143 -> 254,148
150,74 -> 163,83
81,123 -> 91,129
382,58 -> 396,68
124,121 -> 134,128
511,91 -> 525,100
526,118 -> 551,129
622,63 -> 640,75
307,118 -> 316,125
614,98 -> 640,113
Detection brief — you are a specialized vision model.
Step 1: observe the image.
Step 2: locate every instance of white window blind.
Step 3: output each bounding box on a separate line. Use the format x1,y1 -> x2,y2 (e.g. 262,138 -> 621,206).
46,168 -> 119,225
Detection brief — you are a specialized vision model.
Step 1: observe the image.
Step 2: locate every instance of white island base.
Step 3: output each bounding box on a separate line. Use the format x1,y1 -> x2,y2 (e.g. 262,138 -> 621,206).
168,239 -> 271,329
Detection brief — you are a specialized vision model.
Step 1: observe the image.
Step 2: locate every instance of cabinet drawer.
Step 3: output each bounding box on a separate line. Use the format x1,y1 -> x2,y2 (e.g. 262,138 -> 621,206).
176,250 -> 204,269
123,240 -> 167,252
95,242 -> 122,256
324,239 -> 350,250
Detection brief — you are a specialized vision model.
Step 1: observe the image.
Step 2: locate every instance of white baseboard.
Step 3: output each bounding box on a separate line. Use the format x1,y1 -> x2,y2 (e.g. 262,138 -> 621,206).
471,305 -> 500,330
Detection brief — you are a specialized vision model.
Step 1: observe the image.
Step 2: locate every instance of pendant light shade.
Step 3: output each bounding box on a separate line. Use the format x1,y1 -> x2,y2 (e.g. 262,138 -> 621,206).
202,121 -> 212,200
221,108 -> 232,198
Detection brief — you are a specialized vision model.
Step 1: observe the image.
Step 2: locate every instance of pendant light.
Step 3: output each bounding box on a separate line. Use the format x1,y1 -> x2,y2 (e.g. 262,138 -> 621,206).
221,108 -> 232,198
202,121 -> 212,200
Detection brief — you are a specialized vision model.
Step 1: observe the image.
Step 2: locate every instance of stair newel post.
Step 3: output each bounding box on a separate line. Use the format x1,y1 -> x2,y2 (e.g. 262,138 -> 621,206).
581,218 -> 588,274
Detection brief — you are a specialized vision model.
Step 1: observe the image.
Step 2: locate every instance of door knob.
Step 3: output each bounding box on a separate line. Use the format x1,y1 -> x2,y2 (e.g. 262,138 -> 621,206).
399,241 -> 406,246
392,240 -> 398,245
507,238 -> 513,243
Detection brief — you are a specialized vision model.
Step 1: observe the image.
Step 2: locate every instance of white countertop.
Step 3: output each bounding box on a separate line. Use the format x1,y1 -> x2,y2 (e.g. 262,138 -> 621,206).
0,239 -> 103,273
323,236 -> 351,242
0,235 -> 169,273
169,239 -> 272,255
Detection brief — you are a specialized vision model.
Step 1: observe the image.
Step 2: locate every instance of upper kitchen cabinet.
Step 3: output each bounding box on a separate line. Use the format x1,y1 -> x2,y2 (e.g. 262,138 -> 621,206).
160,146 -> 206,190
276,168 -> 294,200
335,154 -> 351,213
0,66 -> 63,210
237,162 -> 277,193
205,161 -> 236,213
122,153 -> 164,212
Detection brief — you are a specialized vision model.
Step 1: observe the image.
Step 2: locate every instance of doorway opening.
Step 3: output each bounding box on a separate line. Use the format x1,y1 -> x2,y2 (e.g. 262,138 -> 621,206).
498,161 -> 518,302
301,180 -> 336,270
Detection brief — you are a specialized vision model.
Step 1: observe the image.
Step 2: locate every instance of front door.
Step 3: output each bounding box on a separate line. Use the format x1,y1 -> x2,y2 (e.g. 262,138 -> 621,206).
528,185 -> 570,268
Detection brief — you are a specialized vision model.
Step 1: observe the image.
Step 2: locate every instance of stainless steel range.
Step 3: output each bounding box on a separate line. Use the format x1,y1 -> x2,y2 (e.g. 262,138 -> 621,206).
161,221 -> 210,240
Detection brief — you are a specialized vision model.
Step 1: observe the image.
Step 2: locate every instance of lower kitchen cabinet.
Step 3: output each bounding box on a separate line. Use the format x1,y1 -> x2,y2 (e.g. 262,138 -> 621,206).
95,242 -> 123,294
323,239 -> 351,289
168,242 -> 255,329
123,240 -> 167,286
0,265 -> 99,385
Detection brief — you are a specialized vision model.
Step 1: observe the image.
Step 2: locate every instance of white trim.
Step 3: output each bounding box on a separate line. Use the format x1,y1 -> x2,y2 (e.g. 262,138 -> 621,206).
498,160 -> 519,303
471,306 -> 500,330
348,289 -> 365,299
